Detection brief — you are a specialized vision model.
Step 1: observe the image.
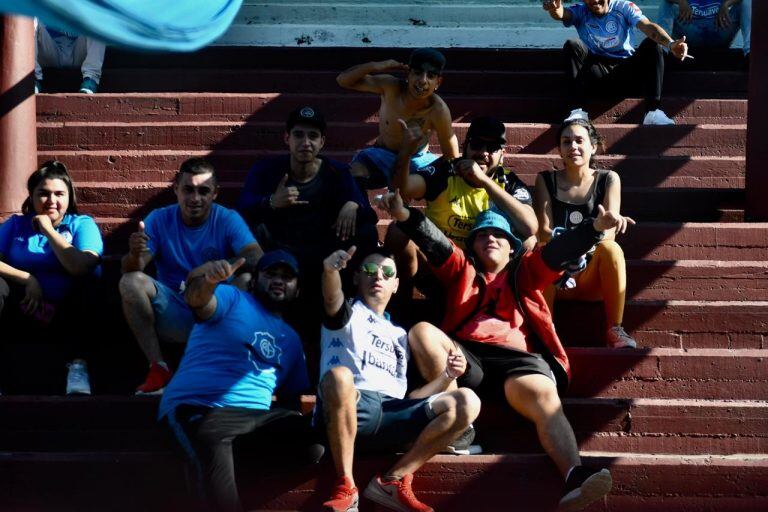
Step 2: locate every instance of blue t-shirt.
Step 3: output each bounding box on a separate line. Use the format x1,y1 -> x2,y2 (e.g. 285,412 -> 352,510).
0,213 -> 103,303
144,203 -> 256,294
565,0 -> 646,59
158,285 -> 310,418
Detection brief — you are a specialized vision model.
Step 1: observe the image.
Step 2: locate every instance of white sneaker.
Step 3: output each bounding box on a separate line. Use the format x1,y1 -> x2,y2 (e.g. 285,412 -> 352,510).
606,326 -> 637,349
642,109 -> 675,125
66,360 -> 92,395
565,108 -> 589,122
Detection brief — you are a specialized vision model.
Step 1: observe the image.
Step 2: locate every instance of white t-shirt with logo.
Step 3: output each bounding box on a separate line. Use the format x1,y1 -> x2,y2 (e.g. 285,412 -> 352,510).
320,299 -> 409,399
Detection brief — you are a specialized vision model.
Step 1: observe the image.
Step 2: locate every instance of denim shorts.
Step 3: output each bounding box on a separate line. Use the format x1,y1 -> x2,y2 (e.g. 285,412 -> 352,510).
150,278 -> 195,344
352,146 -> 437,188
315,389 -> 439,451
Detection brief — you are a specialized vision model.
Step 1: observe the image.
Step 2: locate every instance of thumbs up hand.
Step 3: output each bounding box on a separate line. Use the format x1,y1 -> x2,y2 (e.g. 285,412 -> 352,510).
128,220 -> 151,257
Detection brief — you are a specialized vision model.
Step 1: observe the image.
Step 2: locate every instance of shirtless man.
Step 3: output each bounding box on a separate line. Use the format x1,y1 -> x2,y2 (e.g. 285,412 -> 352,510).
337,48 -> 460,189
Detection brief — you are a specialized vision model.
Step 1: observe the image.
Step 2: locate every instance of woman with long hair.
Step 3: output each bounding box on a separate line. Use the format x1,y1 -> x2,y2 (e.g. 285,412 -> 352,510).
0,160 -> 103,393
534,118 -> 637,348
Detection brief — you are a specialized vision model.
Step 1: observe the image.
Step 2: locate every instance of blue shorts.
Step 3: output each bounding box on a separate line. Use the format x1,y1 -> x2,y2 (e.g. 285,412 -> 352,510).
150,278 -> 195,344
314,389 -> 439,451
352,146 -> 437,188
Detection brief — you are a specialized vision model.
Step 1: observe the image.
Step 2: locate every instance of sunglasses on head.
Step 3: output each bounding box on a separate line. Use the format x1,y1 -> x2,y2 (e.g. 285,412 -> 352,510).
359,262 -> 396,279
468,139 -> 503,153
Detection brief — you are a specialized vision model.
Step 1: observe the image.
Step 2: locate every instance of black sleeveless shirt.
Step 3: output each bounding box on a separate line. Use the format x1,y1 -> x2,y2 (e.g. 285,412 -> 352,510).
541,169 -> 609,230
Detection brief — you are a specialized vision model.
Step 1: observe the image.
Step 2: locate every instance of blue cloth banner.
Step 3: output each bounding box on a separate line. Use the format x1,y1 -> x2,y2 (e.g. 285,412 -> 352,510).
0,0 -> 242,51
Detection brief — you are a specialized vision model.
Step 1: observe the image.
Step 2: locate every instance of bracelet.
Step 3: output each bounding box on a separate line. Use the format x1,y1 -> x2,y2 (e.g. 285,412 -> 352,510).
444,369 -> 456,380
667,40 -> 674,50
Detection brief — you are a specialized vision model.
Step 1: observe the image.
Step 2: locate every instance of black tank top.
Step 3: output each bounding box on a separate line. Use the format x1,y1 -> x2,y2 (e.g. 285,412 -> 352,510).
541,169 -> 609,230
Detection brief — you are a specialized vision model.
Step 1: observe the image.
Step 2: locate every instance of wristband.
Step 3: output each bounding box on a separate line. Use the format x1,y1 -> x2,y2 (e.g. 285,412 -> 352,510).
667,40 -> 674,50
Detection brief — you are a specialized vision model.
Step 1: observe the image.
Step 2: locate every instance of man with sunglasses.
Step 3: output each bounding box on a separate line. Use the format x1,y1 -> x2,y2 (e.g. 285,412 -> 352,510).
377,192 -> 634,511
337,48 -> 460,189
317,246 -> 480,512
386,116 -> 538,306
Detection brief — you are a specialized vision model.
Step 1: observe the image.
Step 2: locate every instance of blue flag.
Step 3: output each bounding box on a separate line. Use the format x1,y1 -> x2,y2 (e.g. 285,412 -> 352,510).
0,0 -> 242,51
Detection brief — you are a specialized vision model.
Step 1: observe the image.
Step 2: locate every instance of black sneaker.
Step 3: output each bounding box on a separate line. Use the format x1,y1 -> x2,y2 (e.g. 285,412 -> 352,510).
559,466 -> 612,511
442,425 -> 482,455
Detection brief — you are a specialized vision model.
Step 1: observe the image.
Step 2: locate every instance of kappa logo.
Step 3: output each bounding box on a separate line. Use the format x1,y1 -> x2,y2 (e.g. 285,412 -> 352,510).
300,107 -> 315,118
247,331 -> 282,371
328,355 -> 341,366
329,338 -> 343,348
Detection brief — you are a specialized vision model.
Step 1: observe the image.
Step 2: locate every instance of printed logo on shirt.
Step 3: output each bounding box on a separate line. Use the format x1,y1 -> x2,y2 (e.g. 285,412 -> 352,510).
327,355 -> 341,366
605,20 -> 619,34
593,34 -> 620,49
447,215 -> 474,232
329,337 -> 343,348
422,165 -> 437,176
246,331 -> 283,371
569,211 -> 585,225
59,227 -> 73,244
513,188 -> 531,202
628,2 -> 641,13
690,3 -> 720,17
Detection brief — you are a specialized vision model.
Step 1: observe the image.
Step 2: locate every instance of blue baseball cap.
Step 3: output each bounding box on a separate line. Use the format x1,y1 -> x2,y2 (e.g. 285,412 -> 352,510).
256,249 -> 300,276
466,209 -> 523,255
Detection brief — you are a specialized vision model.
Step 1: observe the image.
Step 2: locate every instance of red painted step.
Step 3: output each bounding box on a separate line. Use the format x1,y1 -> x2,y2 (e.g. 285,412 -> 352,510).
567,348 -> 768,400
35,94 -> 748,125
40,150 -> 745,191
4,396 -> 764,456
36,121 -> 747,156
1,450 -> 765,511
68,181 -> 744,223
87,68 -> 746,97
557,300 -> 768,350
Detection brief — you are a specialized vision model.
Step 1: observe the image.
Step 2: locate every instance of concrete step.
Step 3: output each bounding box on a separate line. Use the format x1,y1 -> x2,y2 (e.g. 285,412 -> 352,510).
36,94 -> 748,125
558,300 -> 768,350
2,396 -> 765,456
1,450 -> 765,511
567,348 -> 767,400
42,150 -> 745,191
37,121 -> 747,156
87,68 -> 746,96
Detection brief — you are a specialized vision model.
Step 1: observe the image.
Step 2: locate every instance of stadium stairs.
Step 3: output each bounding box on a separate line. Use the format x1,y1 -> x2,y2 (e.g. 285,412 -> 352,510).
0,47 -> 765,511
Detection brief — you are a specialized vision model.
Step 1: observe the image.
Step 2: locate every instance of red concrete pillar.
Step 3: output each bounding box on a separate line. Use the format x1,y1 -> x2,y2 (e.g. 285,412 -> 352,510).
745,1 -> 768,220
0,15 -> 36,220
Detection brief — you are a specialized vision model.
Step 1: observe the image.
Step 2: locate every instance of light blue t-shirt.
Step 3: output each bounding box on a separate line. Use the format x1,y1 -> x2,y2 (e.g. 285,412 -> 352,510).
159,285 -> 310,418
144,203 -> 256,294
565,0 -> 647,59
0,213 -> 103,303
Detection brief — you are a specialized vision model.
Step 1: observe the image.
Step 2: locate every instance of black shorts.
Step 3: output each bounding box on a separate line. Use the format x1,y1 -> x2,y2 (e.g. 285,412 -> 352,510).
456,340 -> 557,396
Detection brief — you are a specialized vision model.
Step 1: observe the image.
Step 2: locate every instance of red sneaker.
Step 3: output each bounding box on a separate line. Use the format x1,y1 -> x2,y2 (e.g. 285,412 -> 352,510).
363,474 -> 433,512
323,476 -> 359,512
135,362 -> 172,395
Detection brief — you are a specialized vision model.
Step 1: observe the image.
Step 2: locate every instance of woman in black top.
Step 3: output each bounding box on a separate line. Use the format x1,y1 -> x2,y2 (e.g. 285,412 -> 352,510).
533,117 -> 637,348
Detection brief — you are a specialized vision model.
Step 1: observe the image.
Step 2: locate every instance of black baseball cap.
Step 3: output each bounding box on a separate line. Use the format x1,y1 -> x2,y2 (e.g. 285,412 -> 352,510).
408,48 -> 446,75
286,106 -> 326,135
256,250 -> 300,276
466,117 -> 506,144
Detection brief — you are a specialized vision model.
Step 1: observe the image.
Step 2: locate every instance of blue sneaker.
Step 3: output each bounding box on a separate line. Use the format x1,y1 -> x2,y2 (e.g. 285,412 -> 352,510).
79,77 -> 98,94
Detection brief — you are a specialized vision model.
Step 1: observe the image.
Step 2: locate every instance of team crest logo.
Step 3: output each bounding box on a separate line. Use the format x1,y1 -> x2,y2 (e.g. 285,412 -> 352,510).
605,20 -> 618,34
247,331 -> 282,371
300,107 -> 315,118
569,211 -> 584,225
513,188 -> 531,202
60,229 -> 73,244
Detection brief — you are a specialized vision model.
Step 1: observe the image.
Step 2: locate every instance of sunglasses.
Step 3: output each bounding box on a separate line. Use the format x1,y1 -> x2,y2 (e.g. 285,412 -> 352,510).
468,139 -> 503,153
359,262 -> 396,279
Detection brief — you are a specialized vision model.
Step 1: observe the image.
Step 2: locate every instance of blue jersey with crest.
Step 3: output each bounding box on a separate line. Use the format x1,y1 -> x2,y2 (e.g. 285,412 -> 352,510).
565,0 -> 647,59
159,285 -> 309,418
